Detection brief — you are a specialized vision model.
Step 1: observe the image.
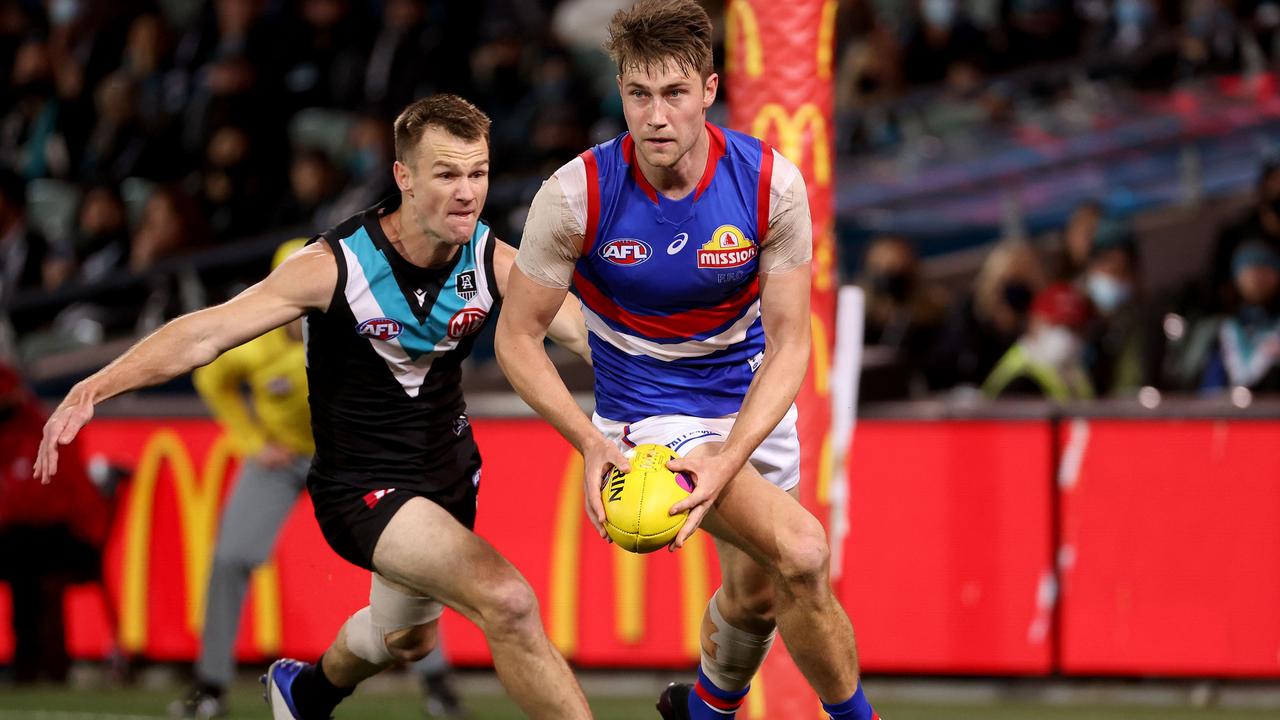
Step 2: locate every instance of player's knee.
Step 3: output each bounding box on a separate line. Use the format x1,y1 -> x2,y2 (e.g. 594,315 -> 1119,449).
775,516 -> 830,590
385,622 -> 438,663
478,577 -> 539,639
719,583 -> 777,629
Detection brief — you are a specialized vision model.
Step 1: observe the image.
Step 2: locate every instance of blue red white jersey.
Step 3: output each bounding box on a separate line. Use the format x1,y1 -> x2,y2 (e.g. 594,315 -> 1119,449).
549,123 -> 804,422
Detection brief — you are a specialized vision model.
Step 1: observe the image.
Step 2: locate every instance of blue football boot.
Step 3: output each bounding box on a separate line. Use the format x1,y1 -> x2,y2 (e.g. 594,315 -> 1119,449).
261,658 -> 318,720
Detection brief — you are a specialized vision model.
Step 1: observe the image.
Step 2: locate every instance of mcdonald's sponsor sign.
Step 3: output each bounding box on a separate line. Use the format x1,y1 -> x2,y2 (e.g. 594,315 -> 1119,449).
751,103 -> 832,187
15,418 -> 722,666
725,0 -> 763,79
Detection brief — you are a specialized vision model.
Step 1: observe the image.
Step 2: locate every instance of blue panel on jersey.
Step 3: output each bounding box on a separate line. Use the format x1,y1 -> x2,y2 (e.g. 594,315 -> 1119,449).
347,226 -> 447,360
422,222 -> 484,336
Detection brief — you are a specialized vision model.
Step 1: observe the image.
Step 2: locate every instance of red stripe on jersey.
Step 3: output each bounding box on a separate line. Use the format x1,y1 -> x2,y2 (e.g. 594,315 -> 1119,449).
622,135 -> 660,204
580,149 -> 601,255
756,141 -> 775,244
694,681 -> 745,712
623,123 -> 725,204
693,123 -> 727,201
574,268 -> 759,339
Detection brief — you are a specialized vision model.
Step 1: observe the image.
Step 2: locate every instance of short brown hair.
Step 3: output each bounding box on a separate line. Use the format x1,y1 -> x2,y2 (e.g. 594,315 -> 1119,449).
605,0 -> 713,79
393,94 -> 491,162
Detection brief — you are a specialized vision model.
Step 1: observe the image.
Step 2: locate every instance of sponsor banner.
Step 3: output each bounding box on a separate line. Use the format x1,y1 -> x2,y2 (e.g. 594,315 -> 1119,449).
0,419 -> 717,667
1058,420 -> 1280,677
3,418 -> 1279,678
844,421 -> 1056,675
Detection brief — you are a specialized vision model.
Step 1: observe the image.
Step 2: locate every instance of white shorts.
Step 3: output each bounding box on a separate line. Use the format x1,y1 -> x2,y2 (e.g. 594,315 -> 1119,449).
592,404 -> 801,491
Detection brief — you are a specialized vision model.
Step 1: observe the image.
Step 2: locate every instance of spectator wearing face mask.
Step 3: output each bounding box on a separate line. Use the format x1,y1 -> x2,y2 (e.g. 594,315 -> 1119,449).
1079,222 -> 1165,395
983,283 -> 1095,401
1209,159 -> 1280,312
1201,242 -> 1280,392
858,235 -> 949,399
928,240 -> 1048,390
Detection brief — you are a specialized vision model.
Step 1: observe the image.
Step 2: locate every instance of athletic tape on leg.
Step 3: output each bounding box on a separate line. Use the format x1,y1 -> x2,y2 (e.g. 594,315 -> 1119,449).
346,576 -> 444,665
702,590 -> 776,692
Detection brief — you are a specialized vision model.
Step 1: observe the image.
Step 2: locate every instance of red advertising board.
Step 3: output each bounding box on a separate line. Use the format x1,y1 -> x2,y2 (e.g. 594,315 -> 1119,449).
844,421 -> 1056,675
5,417 -> 1280,678
1,418 -> 717,668
1058,420 -> 1280,677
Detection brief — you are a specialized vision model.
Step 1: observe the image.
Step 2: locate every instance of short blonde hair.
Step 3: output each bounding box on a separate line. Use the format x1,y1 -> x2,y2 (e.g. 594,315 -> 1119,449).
605,0 -> 714,79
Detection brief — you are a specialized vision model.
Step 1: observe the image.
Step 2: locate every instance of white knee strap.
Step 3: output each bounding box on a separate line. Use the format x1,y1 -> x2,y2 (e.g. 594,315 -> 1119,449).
701,590 -> 776,692
345,576 -> 445,665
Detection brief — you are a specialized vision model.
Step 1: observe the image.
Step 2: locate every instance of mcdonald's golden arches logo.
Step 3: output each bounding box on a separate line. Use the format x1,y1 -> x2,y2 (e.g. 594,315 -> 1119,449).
725,0 -> 763,79
549,453 -> 711,658
119,429 -> 282,654
752,103 -> 832,187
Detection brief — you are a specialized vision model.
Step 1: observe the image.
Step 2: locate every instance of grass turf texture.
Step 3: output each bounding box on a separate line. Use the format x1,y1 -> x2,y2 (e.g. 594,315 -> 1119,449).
0,684 -> 1276,719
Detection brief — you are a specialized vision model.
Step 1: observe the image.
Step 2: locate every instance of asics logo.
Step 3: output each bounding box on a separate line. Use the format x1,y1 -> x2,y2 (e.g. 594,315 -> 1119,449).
667,232 -> 689,255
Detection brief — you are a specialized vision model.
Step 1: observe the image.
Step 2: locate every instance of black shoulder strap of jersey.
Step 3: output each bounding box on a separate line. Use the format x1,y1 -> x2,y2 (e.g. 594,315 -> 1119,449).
309,231 -> 348,316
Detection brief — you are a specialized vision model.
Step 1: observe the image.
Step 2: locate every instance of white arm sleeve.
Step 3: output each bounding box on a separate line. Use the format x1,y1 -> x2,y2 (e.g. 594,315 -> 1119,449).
759,150 -> 813,275
514,163 -> 586,289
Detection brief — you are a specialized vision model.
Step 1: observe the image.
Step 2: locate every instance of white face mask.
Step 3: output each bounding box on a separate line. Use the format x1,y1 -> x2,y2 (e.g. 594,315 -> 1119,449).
1085,272 -> 1133,314
1029,325 -> 1082,367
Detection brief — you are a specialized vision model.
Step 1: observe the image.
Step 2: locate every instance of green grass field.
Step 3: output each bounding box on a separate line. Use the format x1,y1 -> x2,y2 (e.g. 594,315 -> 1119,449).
0,683 -> 1276,720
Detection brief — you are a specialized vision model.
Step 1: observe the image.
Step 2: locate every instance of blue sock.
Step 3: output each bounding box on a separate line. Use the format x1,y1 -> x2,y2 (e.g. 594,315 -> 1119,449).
687,665 -> 749,719
823,682 -> 877,720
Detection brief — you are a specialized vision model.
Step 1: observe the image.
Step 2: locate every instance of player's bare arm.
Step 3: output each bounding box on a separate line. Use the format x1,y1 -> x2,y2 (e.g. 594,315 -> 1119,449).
492,238 -> 591,364
497,264 -> 630,539
34,242 -> 337,483
495,178 -> 630,539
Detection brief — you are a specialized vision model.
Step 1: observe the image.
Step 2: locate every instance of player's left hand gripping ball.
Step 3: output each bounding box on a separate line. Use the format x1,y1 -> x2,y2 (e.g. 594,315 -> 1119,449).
601,444 -> 694,553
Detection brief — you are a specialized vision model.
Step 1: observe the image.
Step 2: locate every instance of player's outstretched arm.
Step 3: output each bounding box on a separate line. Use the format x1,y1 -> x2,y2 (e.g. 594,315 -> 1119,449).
492,239 -> 591,364
34,242 -> 337,483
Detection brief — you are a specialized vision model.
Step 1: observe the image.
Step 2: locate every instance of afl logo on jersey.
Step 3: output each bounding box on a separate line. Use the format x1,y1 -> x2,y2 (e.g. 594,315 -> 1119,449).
698,225 -> 757,269
357,317 -> 403,341
599,238 -> 652,266
448,307 -> 488,338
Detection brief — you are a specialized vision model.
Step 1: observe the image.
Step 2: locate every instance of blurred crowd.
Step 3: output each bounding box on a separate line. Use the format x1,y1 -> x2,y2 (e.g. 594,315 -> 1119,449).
836,0 -> 1280,150
855,157 -> 1280,401
2,0 -> 1280,402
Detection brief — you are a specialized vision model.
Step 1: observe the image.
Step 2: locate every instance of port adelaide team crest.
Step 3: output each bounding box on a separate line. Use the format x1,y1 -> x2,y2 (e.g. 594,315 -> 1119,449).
697,225 -> 756,269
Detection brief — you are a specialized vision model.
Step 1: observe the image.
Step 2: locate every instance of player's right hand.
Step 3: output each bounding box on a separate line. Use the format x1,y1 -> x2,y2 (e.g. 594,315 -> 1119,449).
34,386 -> 96,484
581,436 -> 631,541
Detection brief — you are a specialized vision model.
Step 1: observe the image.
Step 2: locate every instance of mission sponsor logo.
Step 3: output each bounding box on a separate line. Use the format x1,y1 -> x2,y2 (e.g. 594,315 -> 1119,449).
448,307 -> 488,338
599,238 -> 652,266
697,225 -> 756,269
357,317 -> 403,341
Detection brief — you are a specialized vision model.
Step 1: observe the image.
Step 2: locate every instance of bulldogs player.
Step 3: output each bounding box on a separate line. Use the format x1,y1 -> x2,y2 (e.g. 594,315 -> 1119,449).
495,2 -> 879,720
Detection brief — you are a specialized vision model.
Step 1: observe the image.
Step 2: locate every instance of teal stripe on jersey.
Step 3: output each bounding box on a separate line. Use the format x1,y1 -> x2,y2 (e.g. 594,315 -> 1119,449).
423,222 -> 484,335
346,226 -> 447,360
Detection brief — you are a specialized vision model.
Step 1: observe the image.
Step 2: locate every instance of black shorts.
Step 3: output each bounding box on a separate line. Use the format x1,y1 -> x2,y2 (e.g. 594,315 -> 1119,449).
308,433 -> 482,571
